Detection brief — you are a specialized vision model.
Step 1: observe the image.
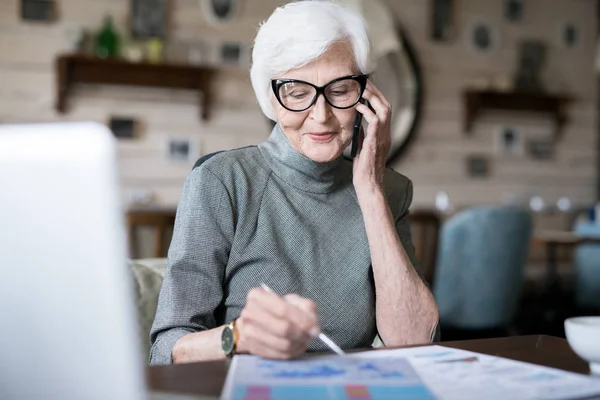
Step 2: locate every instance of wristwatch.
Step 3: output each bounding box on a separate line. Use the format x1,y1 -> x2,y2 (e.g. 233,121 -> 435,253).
221,319 -> 238,358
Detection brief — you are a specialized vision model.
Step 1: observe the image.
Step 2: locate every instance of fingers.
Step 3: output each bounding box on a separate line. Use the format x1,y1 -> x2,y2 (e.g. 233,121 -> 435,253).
248,289 -> 319,337
355,81 -> 392,154
355,101 -> 381,153
361,89 -> 391,124
238,288 -> 320,359
355,102 -> 378,126
284,294 -> 320,336
356,80 -> 391,127
242,297 -> 309,342
240,320 -> 307,359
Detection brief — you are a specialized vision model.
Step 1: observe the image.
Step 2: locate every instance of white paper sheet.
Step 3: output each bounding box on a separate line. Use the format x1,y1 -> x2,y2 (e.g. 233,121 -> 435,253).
220,345 -> 600,400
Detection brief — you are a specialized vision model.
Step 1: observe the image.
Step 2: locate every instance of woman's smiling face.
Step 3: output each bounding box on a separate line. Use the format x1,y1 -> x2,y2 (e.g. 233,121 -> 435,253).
273,41 -> 360,163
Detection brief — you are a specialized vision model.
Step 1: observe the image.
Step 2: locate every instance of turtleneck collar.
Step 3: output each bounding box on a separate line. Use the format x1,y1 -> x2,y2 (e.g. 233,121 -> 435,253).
258,124 -> 352,194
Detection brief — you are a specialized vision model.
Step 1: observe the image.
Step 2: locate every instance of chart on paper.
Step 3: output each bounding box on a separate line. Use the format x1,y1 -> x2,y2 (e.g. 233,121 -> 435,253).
226,356 -> 436,400
221,345 -> 600,400
353,345 -> 600,400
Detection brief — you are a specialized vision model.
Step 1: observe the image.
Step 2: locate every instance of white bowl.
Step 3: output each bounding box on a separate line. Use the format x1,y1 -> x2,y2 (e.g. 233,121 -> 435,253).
565,316 -> 600,375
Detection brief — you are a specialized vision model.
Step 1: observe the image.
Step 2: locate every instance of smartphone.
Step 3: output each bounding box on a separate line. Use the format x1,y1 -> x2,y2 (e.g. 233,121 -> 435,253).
351,98 -> 368,158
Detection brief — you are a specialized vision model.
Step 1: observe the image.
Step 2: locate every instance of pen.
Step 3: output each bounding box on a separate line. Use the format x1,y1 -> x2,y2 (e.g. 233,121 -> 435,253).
260,283 -> 346,356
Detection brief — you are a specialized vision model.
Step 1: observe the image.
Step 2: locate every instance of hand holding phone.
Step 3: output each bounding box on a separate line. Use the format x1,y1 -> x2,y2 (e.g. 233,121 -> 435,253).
351,98 -> 368,158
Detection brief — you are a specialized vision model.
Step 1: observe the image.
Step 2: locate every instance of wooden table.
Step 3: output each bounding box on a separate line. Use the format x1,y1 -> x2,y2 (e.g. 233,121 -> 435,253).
534,230 -> 600,287
127,207 -> 177,258
533,231 -> 600,329
147,335 -> 593,398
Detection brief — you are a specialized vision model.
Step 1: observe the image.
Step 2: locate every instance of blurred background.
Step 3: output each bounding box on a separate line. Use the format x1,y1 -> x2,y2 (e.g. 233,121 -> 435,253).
2,0 -> 599,347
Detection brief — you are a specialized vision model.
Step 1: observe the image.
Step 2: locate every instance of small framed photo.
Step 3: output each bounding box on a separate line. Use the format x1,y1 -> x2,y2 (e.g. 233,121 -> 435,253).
131,0 -> 169,39
219,41 -> 247,66
468,20 -> 497,54
528,139 -> 554,160
560,22 -> 579,49
21,0 -> 56,22
166,138 -> 199,163
108,116 -> 138,139
431,0 -> 454,42
466,155 -> 490,178
495,126 -> 524,155
504,0 -> 523,22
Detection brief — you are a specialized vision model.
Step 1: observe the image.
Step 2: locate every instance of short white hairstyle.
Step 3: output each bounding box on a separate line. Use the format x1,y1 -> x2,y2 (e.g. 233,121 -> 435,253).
250,1 -> 371,121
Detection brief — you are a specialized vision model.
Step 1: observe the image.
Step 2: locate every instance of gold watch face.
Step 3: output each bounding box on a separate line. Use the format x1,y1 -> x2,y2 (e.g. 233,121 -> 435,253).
221,325 -> 235,355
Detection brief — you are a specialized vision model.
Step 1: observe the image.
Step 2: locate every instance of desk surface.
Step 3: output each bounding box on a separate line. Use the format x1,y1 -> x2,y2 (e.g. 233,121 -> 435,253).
147,335 -> 589,397
534,230 -> 600,245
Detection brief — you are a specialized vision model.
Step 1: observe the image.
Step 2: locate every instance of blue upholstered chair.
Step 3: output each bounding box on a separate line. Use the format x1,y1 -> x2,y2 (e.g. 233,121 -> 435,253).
433,206 -> 533,330
573,222 -> 600,310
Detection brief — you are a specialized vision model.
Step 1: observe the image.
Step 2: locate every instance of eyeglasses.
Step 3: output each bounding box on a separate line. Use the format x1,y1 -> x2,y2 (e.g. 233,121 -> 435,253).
271,74 -> 368,112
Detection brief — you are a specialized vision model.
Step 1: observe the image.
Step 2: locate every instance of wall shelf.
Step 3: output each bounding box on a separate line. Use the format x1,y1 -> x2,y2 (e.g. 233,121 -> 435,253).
463,90 -> 571,139
55,54 -> 216,120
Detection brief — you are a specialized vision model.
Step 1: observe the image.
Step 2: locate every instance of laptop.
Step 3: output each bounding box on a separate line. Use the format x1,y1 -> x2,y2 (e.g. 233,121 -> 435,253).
0,122 -> 213,400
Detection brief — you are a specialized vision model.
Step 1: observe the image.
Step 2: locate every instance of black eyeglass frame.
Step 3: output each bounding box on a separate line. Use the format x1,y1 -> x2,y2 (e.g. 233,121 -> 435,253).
271,74 -> 369,112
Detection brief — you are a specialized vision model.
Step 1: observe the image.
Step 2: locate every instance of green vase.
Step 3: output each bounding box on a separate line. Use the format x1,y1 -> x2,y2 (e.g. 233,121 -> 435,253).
95,16 -> 119,58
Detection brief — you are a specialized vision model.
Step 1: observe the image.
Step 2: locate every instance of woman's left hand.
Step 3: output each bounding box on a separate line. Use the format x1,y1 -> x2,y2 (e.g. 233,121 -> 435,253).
352,80 -> 392,193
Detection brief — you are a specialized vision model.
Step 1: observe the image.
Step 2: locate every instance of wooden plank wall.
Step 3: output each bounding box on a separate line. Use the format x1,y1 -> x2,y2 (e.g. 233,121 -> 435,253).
390,0 -> 597,211
0,0 -> 596,211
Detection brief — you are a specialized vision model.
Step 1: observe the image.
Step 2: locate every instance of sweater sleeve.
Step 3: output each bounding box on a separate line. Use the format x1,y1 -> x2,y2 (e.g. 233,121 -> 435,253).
149,165 -> 235,365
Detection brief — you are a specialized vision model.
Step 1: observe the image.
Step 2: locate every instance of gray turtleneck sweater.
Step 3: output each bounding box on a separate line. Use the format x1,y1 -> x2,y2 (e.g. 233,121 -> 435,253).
149,124 -> 420,365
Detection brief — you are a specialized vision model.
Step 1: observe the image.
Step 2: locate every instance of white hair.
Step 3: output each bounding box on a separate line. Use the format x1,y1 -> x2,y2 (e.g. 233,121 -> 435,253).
250,0 -> 371,121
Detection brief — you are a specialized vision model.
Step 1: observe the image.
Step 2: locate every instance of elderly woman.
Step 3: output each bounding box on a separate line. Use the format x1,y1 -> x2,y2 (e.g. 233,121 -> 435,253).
149,0 -> 439,365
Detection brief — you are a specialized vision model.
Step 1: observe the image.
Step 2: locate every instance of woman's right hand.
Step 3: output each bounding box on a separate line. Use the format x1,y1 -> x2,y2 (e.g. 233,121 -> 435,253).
235,287 -> 320,359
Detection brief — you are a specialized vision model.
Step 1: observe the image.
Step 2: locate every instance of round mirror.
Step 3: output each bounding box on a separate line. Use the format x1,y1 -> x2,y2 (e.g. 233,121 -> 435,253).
369,27 -> 423,164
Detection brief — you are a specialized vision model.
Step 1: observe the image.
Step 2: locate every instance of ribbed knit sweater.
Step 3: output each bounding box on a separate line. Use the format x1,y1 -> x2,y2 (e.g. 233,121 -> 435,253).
149,124 -> 419,365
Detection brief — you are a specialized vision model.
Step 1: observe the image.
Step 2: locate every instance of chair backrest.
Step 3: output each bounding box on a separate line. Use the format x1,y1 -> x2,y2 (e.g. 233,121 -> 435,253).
573,222 -> 600,309
433,206 -> 532,329
129,258 -> 167,359
127,209 -> 176,259
409,210 -> 442,287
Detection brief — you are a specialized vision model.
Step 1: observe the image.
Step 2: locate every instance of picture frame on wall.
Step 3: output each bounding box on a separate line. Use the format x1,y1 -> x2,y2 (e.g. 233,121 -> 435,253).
108,116 -> 138,139
430,0 -> 454,42
495,125 -> 524,156
21,0 -> 56,22
131,0 -> 169,38
504,0 -> 523,22
528,139 -> 554,160
466,155 -> 490,178
220,42 -> 248,66
166,138 -> 199,163
468,20 -> 497,54
560,22 -> 579,49
513,40 -> 547,93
